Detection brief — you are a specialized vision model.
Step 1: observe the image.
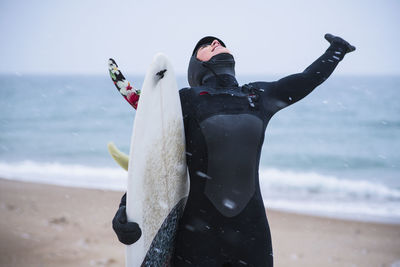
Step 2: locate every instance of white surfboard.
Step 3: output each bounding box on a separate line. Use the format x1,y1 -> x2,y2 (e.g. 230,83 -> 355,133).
126,53 -> 188,267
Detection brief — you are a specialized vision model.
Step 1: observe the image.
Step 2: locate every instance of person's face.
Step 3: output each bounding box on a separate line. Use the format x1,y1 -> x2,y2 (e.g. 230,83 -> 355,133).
196,39 -> 231,62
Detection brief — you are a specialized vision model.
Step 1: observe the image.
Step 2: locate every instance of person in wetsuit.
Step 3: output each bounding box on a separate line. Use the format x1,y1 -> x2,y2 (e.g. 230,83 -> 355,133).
113,34 -> 356,267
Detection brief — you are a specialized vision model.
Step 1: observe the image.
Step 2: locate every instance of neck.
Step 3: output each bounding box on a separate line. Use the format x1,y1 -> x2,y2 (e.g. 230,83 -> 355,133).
188,53 -> 237,87
202,74 -> 238,88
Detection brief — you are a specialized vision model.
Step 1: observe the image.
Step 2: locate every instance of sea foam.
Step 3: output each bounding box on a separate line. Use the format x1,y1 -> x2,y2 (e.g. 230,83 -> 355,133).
259,168 -> 400,223
1,161 -> 399,223
0,161 -> 126,191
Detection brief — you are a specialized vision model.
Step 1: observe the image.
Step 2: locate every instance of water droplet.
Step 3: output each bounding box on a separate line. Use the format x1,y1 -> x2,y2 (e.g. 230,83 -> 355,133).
196,171 -> 212,179
223,199 -> 236,210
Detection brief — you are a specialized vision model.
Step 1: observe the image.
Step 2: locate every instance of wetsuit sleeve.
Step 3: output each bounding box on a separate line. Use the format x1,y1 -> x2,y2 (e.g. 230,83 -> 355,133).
179,88 -> 193,166
179,88 -> 191,127
261,42 -> 350,112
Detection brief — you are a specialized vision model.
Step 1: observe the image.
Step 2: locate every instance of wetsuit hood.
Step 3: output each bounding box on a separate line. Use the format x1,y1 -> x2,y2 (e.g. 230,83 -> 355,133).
188,36 -> 237,87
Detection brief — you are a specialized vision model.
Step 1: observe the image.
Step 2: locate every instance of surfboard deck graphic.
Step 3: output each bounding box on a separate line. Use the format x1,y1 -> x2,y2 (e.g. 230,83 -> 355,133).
108,58 -> 141,109
122,53 -> 188,267
141,197 -> 186,266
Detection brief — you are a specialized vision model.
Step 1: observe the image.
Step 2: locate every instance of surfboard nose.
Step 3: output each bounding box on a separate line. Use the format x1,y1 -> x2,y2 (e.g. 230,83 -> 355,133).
145,53 -> 175,86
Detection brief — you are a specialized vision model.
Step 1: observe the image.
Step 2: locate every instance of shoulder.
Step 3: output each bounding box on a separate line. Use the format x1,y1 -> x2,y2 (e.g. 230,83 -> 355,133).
179,86 -> 209,98
179,87 -> 195,96
179,87 -> 191,93
179,87 -> 195,109
242,81 -> 277,99
245,81 -> 284,114
247,81 -> 276,90
179,87 -> 192,100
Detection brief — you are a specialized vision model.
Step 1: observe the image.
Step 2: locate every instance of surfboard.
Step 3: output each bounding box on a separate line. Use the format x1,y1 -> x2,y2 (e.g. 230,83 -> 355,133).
125,53 -> 188,266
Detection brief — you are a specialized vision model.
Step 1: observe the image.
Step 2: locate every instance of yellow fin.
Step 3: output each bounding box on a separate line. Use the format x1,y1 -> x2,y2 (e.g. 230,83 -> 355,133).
107,142 -> 129,171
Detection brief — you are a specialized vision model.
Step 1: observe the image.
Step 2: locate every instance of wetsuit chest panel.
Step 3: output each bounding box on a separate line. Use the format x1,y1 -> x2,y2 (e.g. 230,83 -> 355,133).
199,113 -> 263,217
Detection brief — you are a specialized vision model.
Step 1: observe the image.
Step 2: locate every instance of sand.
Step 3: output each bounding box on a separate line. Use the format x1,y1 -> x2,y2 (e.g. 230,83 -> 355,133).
0,178 -> 399,267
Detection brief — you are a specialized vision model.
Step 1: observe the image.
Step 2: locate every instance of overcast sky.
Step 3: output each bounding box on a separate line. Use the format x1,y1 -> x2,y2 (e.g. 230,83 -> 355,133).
0,0 -> 399,76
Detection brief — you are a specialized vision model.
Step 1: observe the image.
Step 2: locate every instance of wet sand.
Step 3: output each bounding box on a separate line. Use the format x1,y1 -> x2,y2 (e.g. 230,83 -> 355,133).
0,178 -> 399,267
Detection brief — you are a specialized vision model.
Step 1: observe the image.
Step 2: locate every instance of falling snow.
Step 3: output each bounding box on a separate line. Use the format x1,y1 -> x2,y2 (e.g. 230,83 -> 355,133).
196,171 -> 212,179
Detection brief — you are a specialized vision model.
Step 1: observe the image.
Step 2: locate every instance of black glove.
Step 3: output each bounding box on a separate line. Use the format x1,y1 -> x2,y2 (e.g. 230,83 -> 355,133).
325,33 -> 356,53
112,193 -> 142,245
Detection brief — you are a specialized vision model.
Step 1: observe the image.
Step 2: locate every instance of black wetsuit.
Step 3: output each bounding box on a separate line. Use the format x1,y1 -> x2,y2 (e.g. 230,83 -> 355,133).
111,35 -> 354,267
172,42 -> 349,267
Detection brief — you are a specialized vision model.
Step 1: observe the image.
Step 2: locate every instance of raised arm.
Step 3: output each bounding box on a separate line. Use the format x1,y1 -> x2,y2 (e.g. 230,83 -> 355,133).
108,58 -> 141,109
262,34 -> 355,111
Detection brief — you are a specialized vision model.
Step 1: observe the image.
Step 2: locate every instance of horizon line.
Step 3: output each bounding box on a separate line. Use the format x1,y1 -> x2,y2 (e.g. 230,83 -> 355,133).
1,71 -> 400,77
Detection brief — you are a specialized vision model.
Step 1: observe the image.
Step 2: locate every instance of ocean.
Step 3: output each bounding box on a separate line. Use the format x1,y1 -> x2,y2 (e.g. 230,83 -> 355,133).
0,73 -> 399,223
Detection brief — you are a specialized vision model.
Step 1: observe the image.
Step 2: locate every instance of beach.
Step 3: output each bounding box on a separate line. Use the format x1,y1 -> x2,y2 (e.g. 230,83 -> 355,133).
0,178 -> 399,267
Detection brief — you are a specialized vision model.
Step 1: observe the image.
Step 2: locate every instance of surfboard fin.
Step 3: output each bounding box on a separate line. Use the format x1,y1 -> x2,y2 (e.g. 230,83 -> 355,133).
107,142 -> 129,171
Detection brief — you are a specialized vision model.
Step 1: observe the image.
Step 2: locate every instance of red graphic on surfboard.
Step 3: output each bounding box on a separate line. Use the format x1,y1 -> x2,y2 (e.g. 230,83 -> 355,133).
108,58 -> 141,109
